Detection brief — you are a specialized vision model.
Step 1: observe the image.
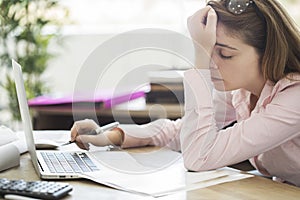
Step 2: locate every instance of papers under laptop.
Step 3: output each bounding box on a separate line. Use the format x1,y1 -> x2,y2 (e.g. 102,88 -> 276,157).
12,59 -> 252,197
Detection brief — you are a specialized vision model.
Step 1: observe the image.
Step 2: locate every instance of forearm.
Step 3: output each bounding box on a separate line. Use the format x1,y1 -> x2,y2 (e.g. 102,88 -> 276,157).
118,119 -> 182,151
104,127 -> 124,146
180,69 -> 218,170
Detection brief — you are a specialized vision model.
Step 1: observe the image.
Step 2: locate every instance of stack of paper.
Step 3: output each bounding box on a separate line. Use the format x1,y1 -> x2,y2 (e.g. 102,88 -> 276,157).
19,130 -> 253,197
82,148 -> 253,197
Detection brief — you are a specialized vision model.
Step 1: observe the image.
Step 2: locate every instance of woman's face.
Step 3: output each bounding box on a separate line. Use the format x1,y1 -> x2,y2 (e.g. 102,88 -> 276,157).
210,23 -> 265,95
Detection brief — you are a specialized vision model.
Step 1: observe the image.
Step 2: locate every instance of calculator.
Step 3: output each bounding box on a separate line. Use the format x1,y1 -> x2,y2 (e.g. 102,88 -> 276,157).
0,178 -> 73,200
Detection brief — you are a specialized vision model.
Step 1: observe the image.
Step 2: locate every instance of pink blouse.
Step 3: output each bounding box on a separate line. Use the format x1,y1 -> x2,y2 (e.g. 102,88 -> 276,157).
120,69 -> 300,186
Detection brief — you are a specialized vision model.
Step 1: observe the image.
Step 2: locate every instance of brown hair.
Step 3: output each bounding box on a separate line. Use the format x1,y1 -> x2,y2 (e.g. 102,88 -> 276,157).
207,0 -> 300,83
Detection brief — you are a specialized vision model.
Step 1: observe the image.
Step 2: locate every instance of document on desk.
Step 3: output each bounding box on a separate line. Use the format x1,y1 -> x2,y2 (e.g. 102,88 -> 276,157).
17,130 -> 252,197
82,148 -> 253,197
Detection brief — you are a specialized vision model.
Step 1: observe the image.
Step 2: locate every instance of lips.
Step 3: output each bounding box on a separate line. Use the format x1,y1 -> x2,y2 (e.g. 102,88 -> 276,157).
211,76 -> 223,81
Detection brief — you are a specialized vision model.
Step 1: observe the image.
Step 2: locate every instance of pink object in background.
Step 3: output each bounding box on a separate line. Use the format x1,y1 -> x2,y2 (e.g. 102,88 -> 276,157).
28,90 -> 145,109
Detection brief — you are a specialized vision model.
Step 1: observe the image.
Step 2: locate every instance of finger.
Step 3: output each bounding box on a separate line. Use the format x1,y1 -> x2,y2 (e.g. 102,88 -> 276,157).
192,6 -> 212,19
77,134 -> 105,146
75,140 -> 90,150
78,134 -> 111,147
70,119 -> 99,141
76,134 -> 93,143
188,6 -> 211,26
70,123 -> 79,142
76,119 -> 96,132
206,8 -> 218,31
75,135 -> 93,150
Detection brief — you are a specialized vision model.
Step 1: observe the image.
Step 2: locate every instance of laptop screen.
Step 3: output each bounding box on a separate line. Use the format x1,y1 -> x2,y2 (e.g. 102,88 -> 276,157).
12,59 -> 40,173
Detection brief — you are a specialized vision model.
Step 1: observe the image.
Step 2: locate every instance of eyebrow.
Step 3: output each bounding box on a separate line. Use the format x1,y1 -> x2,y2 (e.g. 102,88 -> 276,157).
216,43 -> 238,51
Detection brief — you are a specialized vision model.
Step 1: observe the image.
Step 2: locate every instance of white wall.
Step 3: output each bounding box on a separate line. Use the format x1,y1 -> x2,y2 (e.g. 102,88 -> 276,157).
45,32 -> 194,97
45,34 -> 112,95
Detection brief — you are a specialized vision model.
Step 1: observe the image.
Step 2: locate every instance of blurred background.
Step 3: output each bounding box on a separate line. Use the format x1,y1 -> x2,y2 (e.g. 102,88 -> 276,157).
0,0 -> 299,130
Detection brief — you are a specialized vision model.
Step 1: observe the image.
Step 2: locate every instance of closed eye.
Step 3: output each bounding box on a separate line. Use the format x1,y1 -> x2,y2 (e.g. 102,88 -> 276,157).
215,42 -> 238,60
220,53 -> 233,59
218,49 -> 233,60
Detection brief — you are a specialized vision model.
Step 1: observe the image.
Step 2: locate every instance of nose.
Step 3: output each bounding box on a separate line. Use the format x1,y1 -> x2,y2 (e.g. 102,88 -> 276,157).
209,58 -> 222,78
209,59 -> 218,70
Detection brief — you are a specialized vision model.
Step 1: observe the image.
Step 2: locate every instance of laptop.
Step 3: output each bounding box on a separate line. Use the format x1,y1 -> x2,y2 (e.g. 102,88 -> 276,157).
12,59 -> 102,179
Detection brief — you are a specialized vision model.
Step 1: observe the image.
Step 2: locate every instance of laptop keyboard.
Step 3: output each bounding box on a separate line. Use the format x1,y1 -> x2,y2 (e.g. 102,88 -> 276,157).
40,152 -> 99,173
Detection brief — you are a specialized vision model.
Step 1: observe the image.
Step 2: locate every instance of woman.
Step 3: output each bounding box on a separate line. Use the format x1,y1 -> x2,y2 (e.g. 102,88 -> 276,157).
70,0 -> 300,186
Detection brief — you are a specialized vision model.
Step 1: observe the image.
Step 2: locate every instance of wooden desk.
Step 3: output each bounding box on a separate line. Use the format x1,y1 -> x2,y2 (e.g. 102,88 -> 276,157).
1,151 -> 300,200
30,98 -> 184,130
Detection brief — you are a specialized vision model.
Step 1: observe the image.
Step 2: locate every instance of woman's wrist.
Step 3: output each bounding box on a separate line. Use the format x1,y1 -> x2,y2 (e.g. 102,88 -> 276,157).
113,127 -> 125,146
194,51 -> 211,69
105,127 -> 124,146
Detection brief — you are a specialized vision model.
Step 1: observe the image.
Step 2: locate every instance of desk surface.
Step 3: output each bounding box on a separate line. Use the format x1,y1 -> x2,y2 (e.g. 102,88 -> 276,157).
1,151 -> 300,200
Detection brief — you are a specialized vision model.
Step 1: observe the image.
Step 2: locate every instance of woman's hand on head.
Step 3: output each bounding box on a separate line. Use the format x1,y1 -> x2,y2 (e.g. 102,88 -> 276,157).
187,6 -> 218,68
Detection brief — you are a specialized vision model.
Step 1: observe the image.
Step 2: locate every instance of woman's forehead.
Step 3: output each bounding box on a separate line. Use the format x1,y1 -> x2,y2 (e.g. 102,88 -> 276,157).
216,23 -> 246,49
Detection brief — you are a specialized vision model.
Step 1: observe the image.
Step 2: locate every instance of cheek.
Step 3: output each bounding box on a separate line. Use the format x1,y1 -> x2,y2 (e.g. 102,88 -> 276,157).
211,53 -> 221,69
210,55 -> 229,76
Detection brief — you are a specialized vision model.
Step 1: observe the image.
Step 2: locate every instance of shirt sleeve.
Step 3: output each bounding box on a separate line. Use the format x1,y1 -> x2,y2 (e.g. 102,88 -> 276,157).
213,89 -> 237,130
119,118 -> 182,151
180,69 -> 300,171
117,69 -> 236,152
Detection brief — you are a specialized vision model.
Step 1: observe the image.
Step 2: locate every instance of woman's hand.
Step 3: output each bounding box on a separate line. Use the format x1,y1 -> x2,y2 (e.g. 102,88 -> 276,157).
70,119 -> 100,150
187,6 -> 218,69
70,119 -> 123,150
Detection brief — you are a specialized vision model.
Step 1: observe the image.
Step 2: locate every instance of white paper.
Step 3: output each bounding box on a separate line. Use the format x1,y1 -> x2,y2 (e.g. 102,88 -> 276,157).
90,147 -> 182,173
80,158 -> 187,196
0,125 -> 18,146
15,130 -> 253,197
80,149 -> 253,197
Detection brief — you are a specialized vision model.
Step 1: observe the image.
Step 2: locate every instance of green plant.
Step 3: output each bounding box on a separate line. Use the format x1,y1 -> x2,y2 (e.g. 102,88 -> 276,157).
0,0 -> 68,120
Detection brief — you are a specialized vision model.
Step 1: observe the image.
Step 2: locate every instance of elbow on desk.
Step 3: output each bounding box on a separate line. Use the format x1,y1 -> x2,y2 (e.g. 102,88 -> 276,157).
182,152 -> 217,172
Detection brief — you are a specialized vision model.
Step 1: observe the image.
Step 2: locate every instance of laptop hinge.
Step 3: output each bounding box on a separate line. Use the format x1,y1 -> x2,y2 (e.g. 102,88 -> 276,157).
37,159 -> 45,172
